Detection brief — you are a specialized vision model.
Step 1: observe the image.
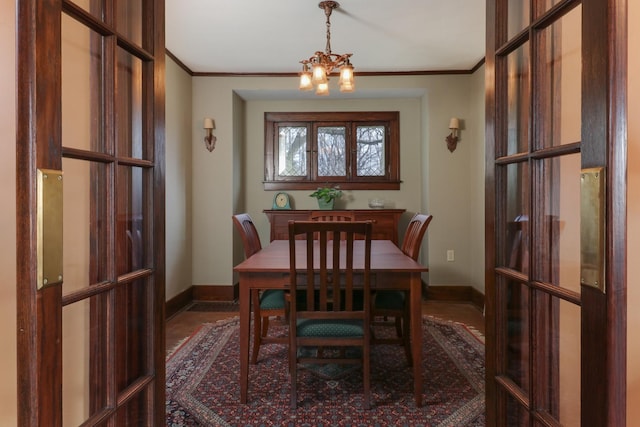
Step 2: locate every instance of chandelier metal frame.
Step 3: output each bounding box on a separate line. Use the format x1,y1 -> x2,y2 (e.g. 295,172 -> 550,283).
299,1 -> 355,95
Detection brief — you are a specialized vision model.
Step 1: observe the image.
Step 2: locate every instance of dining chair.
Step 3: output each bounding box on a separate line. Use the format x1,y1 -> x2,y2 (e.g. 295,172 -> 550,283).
232,213 -> 287,364
308,211 -> 355,222
371,213 -> 433,366
288,220 -> 373,409
309,211 -> 355,240
308,209 -> 358,354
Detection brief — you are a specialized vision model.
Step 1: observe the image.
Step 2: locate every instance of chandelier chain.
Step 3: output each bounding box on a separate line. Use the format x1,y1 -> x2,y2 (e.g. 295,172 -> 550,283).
324,5 -> 332,55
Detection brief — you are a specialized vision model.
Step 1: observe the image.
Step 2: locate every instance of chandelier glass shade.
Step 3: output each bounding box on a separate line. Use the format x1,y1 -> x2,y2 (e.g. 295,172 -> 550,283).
299,1 -> 354,95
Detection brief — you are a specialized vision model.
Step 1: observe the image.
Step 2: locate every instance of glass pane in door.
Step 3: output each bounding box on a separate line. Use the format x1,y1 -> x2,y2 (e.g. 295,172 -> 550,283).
116,48 -> 144,159
504,280 -> 530,390
63,296 -> 108,424
506,43 -> 531,156
539,0 -> 566,16
538,154 -> 581,293
116,389 -> 149,425
538,5 -> 582,148
507,0 -> 529,40
63,300 -> 90,425
115,278 -> 151,390
66,0 -> 104,22
62,158 -> 108,293
117,166 -> 146,275
556,299 -> 581,425
117,0 -> 143,46
501,162 -> 530,273
506,391 -> 530,425
62,14 -> 104,152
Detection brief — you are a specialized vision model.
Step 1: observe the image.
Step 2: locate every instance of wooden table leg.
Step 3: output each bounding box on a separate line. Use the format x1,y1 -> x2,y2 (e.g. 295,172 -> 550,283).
239,275 -> 250,403
410,273 -> 423,407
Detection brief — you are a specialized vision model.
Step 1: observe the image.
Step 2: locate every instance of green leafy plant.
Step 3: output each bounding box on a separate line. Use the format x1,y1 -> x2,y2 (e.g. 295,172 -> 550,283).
309,186 -> 343,203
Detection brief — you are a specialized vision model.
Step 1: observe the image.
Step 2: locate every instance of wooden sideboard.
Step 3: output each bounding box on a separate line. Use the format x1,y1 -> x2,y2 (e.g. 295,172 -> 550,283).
263,209 -> 406,244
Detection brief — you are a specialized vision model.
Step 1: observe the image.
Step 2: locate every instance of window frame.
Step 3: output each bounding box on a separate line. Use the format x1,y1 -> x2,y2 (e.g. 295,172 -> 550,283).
264,111 -> 401,190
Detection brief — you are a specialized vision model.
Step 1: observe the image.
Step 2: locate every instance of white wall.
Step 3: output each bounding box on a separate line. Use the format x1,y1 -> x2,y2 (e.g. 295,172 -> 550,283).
165,57 -> 193,300
468,65 -> 486,297
189,72 -> 487,293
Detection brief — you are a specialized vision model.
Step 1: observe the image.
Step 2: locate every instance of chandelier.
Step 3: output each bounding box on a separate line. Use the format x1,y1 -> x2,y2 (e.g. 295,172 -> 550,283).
298,1 -> 354,95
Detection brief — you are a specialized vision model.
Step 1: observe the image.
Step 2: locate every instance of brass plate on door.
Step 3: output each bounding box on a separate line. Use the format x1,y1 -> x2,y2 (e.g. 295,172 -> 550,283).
37,169 -> 63,289
580,167 -> 605,292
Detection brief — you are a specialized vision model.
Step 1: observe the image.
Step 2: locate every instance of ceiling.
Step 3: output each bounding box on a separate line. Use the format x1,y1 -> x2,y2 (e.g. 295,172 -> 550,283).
165,0 -> 487,75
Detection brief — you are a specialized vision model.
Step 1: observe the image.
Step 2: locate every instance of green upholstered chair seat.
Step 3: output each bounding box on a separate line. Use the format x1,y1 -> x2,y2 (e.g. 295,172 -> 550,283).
374,290 -> 405,310
296,318 -> 364,338
260,289 -> 286,310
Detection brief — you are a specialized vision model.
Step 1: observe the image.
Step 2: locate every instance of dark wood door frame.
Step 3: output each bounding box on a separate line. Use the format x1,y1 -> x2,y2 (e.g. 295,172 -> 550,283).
484,0 -> 627,425
581,0 -> 627,425
16,0 -> 167,425
16,0 -> 63,424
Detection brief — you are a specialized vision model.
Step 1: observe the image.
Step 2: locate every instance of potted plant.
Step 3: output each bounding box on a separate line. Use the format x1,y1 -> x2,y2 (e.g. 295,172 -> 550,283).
309,185 -> 343,210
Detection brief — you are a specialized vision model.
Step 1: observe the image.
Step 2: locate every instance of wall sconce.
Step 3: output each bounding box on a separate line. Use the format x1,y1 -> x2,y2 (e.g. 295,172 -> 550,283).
446,117 -> 460,152
203,118 -> 217,152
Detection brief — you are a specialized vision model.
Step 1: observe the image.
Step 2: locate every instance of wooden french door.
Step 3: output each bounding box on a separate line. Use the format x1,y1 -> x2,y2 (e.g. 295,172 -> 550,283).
485,0 -> 627,426
16,0 -> 166,425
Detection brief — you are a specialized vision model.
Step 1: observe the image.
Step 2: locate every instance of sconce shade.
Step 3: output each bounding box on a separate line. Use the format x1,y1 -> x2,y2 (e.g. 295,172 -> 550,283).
204,118 -> 215,130
446,117 -> 460,153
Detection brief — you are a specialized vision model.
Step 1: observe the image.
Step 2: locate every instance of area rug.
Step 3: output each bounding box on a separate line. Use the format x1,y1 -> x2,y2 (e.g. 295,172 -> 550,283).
166,316 -> 485,426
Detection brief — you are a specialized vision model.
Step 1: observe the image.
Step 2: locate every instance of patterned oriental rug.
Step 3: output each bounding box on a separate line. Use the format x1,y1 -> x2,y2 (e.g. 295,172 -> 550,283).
166,316 -> 485,426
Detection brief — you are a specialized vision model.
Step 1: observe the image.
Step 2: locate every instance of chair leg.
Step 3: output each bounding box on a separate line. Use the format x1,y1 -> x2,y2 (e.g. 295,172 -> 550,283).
402,308 -> 413,367
261,316 -> 270,338
289,340 -> 298,409
363,345 -> 371,410
394,316 -> 402,337
251,290 -> 262,364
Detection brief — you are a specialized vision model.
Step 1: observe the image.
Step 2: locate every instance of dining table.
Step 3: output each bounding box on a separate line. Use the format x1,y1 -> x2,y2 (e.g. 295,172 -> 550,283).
233,239 -> 429,407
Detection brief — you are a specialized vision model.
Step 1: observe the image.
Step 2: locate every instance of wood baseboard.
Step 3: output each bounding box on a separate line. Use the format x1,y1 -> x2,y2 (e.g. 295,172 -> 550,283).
426,285 -> 484,311
165,285 -> 238,319
192,284 -> 238,301
166,287 -> 193,319
166,284 -> 485,318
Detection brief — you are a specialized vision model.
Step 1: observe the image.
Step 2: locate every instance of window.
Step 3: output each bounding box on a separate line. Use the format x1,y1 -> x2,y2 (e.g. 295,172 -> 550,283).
264,111 -> 400,190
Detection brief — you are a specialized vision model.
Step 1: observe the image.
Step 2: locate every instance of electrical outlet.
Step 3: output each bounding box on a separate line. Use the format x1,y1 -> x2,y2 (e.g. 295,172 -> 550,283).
447,250 -> 455,262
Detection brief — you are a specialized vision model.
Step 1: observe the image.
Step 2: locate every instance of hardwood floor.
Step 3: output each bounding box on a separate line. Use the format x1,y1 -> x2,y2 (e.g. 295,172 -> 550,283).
166,300 -> 485,354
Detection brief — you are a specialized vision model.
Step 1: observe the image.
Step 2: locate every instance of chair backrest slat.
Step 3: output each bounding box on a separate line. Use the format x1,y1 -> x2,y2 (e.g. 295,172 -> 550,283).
400,213 -> 433,260
288,220 -> 372,318
309,211 -> 355,222
309,211 -> 355,240
232,213 -> 262,258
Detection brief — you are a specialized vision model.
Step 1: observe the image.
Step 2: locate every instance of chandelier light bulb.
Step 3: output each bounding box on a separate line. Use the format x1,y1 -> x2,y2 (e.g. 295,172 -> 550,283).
299,67 -> 313,91
338,63 -> 354,92
315,82 -> 330,96
311,63 -> 328,85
